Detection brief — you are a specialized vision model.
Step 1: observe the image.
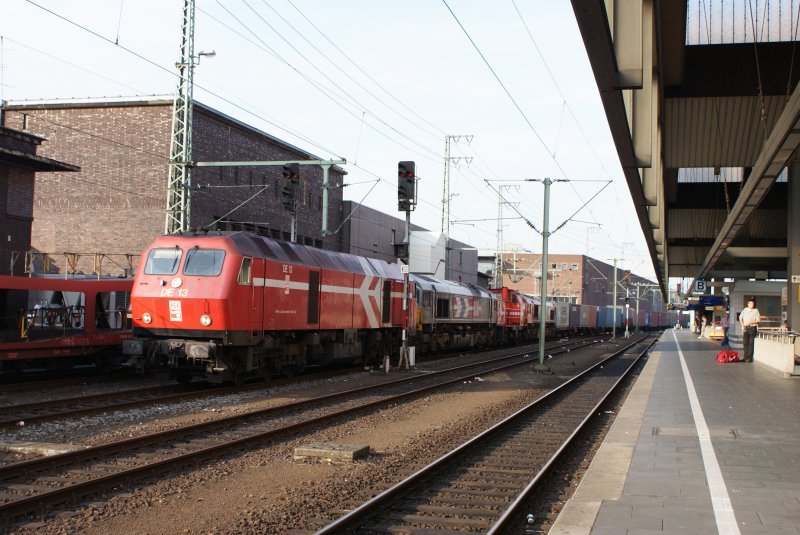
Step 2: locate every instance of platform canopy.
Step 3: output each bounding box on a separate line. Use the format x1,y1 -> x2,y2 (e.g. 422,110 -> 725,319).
571,0 -> 797,295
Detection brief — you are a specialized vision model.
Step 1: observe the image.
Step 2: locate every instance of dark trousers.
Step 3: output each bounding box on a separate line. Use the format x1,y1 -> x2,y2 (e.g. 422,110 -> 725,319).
742,327 -> 757,362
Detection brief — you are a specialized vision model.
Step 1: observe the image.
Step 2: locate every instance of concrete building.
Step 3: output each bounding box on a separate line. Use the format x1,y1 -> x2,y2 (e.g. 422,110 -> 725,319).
0,125 -> 78,276
1,96 -> 346,275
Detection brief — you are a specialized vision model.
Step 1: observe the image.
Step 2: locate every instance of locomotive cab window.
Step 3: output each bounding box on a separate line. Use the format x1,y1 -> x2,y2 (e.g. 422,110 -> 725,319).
144,248 -> 183,275
237,257 -> 252,285
183,248 -> 225,276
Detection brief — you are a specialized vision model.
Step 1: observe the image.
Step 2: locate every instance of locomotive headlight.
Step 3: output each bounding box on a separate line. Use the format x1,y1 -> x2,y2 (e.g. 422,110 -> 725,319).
142,312 -> 152,324
200,314 -> 212,327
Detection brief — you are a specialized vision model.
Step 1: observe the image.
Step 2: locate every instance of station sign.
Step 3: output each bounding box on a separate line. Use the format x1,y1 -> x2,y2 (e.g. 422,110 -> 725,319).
694,280 -> 706,293
792,275 -> 800,283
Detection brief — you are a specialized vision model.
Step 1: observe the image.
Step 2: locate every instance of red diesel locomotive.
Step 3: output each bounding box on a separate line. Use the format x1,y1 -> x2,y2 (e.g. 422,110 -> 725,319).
124,232 -> 411,384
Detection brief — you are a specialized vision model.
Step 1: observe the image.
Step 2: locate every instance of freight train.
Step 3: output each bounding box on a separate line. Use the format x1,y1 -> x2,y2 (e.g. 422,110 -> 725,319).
123,232 -> 677,384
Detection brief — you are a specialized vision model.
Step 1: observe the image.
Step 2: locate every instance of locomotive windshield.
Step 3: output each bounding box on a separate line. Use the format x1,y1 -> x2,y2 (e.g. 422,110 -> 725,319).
144,247 -> 183,275
183,248 -> 225,276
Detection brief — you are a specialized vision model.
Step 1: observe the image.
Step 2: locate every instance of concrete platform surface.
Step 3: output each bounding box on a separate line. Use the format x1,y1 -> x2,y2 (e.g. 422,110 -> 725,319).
551,329 -> 800,535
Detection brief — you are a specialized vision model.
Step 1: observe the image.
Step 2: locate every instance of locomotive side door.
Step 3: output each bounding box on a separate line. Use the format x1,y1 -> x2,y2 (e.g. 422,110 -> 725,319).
243,256 -> 265,343
307,270 -> 320,325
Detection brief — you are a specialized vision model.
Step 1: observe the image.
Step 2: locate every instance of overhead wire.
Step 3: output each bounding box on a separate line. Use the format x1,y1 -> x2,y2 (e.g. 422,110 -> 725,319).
257,0 -> 442,142
223,0 -> 443,161
443,0 -> 627,255
282,0 -> 447,138
20,0 -> 626,257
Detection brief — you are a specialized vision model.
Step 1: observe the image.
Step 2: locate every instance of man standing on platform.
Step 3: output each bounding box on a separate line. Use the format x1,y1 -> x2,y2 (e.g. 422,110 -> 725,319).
739,297 -> 761,362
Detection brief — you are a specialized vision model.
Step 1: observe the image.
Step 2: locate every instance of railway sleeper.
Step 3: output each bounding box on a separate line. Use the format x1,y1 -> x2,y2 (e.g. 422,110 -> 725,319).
424,495 -> 509,508
386,512 -> 492,529
414,504 -> 501,516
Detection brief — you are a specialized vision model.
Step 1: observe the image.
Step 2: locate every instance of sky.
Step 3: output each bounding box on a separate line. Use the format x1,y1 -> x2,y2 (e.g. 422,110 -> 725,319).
1,0 -> 658,281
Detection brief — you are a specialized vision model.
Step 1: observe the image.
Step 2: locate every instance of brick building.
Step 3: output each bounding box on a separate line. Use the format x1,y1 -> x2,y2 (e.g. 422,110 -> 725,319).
492,251 -> 664,312
1,96 -> 346,276
0,125 -> 78,275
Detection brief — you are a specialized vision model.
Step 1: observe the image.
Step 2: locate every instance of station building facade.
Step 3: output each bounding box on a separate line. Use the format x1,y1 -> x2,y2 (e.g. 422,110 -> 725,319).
1,96 -> 346,276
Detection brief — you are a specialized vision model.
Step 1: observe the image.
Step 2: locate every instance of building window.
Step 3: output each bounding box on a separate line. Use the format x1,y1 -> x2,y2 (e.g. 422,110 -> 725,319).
551,263 -> 557,270
572,263 -> 578,271
561,263 -> 567,270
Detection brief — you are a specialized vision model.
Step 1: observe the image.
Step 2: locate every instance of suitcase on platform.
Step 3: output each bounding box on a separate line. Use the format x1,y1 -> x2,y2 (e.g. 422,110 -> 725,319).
716,350 -> 739,363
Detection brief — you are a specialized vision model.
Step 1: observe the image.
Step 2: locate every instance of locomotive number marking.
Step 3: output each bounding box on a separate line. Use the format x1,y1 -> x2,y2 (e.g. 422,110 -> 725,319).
160,288 -> 189,297
282,264 -> 293,274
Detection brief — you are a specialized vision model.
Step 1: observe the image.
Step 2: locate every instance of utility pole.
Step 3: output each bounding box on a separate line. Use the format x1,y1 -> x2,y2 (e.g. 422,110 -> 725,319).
494,185 -> 518,288
165,0 -> 216,234
612,258 -> 618,339
625,282 -> 630,338
164,0 -> 196,234
495,186 -> 504,288
398,161 -> 417,371
441,135 -> 472,279
528,177 -> 566,372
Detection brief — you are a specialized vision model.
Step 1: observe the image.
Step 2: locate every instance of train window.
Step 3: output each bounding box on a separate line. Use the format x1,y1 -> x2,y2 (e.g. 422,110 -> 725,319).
144,248 -> 183,275
237,257 -> 252,285
183,248 -> 226,276
511,294 -> 518,304
436,298 -> 449,318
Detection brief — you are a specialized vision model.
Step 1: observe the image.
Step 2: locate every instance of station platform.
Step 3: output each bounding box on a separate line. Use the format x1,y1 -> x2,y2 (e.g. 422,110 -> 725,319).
551,329 -> 800,535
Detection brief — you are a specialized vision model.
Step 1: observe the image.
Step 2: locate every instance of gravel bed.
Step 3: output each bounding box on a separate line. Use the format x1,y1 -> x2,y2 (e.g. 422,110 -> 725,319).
2,338 -> 623,534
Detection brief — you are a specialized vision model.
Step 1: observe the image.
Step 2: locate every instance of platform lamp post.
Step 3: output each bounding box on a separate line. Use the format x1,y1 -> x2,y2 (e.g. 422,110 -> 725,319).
398,161 -> 417,370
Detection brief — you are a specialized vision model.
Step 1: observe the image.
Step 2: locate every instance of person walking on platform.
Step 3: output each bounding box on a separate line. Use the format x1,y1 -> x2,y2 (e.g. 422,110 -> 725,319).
720,313 -> 730,347
698,315 -> 707,339
740,297 -> 761,362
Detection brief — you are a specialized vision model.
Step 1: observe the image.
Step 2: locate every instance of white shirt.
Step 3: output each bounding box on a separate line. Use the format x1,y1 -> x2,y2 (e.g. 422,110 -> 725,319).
740,307 -> 760,329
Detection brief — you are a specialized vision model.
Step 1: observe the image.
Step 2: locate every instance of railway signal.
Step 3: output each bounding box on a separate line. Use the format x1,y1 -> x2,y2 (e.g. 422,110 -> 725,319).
398,161 -> 416,211
281,163 -> 300,211
282,163 -> 300,180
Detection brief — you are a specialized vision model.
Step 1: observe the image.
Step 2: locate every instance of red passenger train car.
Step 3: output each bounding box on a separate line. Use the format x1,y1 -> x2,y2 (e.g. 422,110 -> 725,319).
124,232 -> 411,383
0,275 -> 133,370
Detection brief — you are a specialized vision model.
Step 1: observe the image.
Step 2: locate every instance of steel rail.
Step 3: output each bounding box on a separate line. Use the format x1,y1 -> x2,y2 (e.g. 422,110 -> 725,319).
0,337 -> 607,523
487,336 -> 658,533
0,337 -> 594,427
314,334 -> 655,534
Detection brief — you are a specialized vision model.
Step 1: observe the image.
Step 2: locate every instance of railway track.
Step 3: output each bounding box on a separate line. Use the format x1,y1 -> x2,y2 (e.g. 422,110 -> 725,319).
0,337 -> 591,428
0,337 -> 610,525
0,369 -> 140,394
314,335 -> 657,534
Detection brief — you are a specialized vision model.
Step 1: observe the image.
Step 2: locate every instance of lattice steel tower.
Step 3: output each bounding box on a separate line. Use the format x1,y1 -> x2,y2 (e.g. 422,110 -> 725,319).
164,0 -> 196,234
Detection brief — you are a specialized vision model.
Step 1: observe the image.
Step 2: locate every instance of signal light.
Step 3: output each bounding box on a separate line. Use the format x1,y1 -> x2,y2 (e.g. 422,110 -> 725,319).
282,163 -> 300,181
282,180 -> 299,210
398,161 -> 416,211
